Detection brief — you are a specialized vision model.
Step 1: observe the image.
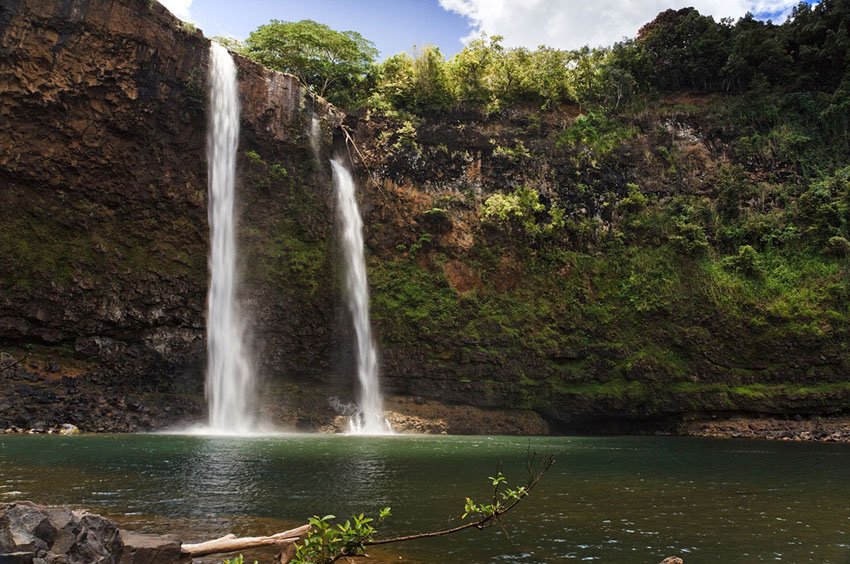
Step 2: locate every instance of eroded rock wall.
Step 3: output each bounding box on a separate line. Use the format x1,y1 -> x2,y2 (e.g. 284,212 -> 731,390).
2,0 -> 847,435
0,0 -> 348,431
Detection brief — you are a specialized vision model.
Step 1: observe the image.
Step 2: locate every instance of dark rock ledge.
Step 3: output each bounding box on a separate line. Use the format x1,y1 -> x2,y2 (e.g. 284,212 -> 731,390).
0,502 -> 185,564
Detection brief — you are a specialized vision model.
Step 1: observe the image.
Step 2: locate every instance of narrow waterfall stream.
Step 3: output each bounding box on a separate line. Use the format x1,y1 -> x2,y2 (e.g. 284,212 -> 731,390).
330,158 -> 390,434
308,113 -> 321,157
205,43 -> 254,433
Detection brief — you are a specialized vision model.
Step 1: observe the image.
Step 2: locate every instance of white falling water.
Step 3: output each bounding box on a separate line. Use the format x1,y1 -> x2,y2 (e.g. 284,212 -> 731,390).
308,113 -> 322,157
330,159 -> 391,434
205,43 -> 254,433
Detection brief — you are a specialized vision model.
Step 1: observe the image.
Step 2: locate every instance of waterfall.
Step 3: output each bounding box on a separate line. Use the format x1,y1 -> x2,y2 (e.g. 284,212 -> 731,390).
205,43 -> 254,433
330,159 -> 391,434
308,113 -> 321,157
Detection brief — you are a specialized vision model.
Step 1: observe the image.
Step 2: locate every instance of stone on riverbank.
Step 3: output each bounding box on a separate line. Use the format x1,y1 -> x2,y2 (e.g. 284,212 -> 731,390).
118,531 -> 186,564
679,416 -> 850,443
0,502 -> 187,564
58,424 -> 79,436
0,502 -> 121,563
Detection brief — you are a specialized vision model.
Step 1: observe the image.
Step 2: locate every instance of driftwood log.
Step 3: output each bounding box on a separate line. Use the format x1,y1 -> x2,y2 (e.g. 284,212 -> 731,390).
180,524 -> 311,559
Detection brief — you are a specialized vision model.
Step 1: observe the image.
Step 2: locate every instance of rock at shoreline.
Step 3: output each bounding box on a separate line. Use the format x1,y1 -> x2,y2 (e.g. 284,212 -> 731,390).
118,531 -> 185,564
58,424 -> 79,436
0,501 -> 122,563
0,502 -> 187,564
679,416 -> 850,443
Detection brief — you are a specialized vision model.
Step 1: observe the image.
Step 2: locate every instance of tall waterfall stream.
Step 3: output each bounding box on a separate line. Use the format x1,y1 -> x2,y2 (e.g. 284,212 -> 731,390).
331,158 -> 391,434
204,43 -> 255,433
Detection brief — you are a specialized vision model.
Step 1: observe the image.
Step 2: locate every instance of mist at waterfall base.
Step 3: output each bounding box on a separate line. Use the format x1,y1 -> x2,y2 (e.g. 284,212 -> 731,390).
331,159 -> 392,435
202,43 -> 255,434
196,55 -> 390,435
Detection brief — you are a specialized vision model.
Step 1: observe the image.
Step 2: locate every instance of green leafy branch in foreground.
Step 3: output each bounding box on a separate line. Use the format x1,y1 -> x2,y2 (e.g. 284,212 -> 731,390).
291,508 -> 391,563
288,452 -> 555,564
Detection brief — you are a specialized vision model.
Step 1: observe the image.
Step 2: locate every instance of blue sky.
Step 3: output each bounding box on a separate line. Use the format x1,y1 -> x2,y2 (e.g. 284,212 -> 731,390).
165,0 -> 469,57
161,0 -> 820,57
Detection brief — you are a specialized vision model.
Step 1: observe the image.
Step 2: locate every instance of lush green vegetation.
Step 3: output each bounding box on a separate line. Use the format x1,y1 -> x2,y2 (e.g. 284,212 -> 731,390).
232,2 -> 849,124
239,20 -> 378,107
213,3 -> 850,419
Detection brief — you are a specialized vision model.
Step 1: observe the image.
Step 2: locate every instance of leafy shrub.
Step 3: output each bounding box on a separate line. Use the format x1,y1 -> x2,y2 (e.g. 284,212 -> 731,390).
223,556 -> 256,564
492,140 -> 532,161
668,220 -> 709,256
617,183 -> 648,215
481,186 -> 565,237
826,236 -> 850,258
722,244 -> 762,277
557,112 -> 636,166
392,120 -> 419,152
244,150 -> 288,191
714,164 -> 754,221
797,167 -> 850,246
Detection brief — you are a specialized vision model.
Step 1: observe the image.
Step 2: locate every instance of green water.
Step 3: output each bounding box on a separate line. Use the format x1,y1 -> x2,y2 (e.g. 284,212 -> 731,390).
0,434 -> 848,563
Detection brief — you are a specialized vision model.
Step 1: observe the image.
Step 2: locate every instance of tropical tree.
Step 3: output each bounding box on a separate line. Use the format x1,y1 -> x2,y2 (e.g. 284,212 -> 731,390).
635,7 -> 732,92
244,19 -> 378,107
410,45 -> 455,111
447,35 -> 503,106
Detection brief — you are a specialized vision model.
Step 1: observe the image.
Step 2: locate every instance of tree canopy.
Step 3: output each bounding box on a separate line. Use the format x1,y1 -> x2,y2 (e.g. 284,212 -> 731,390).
243,19 -> 378,107
237,1 -> 850,118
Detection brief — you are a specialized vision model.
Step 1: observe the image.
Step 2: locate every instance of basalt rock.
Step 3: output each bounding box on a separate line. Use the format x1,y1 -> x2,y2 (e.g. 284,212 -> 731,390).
0,0 -> 348,431
0,502 -> 189,564
0,501 -> 122,564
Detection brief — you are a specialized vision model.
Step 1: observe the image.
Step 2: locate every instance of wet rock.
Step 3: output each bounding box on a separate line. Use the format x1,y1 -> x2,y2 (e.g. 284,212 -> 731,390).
679,416 -> 850,443
117,531 -> 186,564
0,0 -> 343,435
0,503 -> 197,564
0,501 -> 122,564
58,424 -> 79,436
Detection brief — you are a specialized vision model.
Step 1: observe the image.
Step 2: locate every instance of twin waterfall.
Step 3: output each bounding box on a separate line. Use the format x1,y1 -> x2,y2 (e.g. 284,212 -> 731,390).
204,43 -> 388,434
331,160 -> 389,434
205,43 -> 254,433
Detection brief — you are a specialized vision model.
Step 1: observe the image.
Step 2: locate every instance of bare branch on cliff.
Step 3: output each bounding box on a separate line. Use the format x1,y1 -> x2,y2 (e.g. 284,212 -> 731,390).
339,124 -> 385,196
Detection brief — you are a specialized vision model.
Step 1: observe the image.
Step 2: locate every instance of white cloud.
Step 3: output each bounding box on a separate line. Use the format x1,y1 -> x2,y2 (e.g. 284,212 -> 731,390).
158,0 -> 193,21
438,0 -> 804,50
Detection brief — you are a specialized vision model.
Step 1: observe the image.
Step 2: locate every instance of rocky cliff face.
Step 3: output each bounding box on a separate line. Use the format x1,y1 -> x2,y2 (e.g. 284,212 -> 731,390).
1,0 -> 847,434
0,0 -> 350,431
345,105 -> 850,431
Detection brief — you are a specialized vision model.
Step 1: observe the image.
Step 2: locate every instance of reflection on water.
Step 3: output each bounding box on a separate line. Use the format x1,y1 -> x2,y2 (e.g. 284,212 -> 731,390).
1,435 -> 849,563
174,438 -> 262,529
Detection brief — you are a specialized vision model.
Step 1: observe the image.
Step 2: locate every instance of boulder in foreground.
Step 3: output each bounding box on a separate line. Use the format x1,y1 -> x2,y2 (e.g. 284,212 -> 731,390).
0,502 -> 187,564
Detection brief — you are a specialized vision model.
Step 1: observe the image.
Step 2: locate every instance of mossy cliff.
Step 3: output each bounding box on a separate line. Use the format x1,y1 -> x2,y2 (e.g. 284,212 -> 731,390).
0,0 -> 347,430
347,97 -> 850,430
0,0 -> 847,432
